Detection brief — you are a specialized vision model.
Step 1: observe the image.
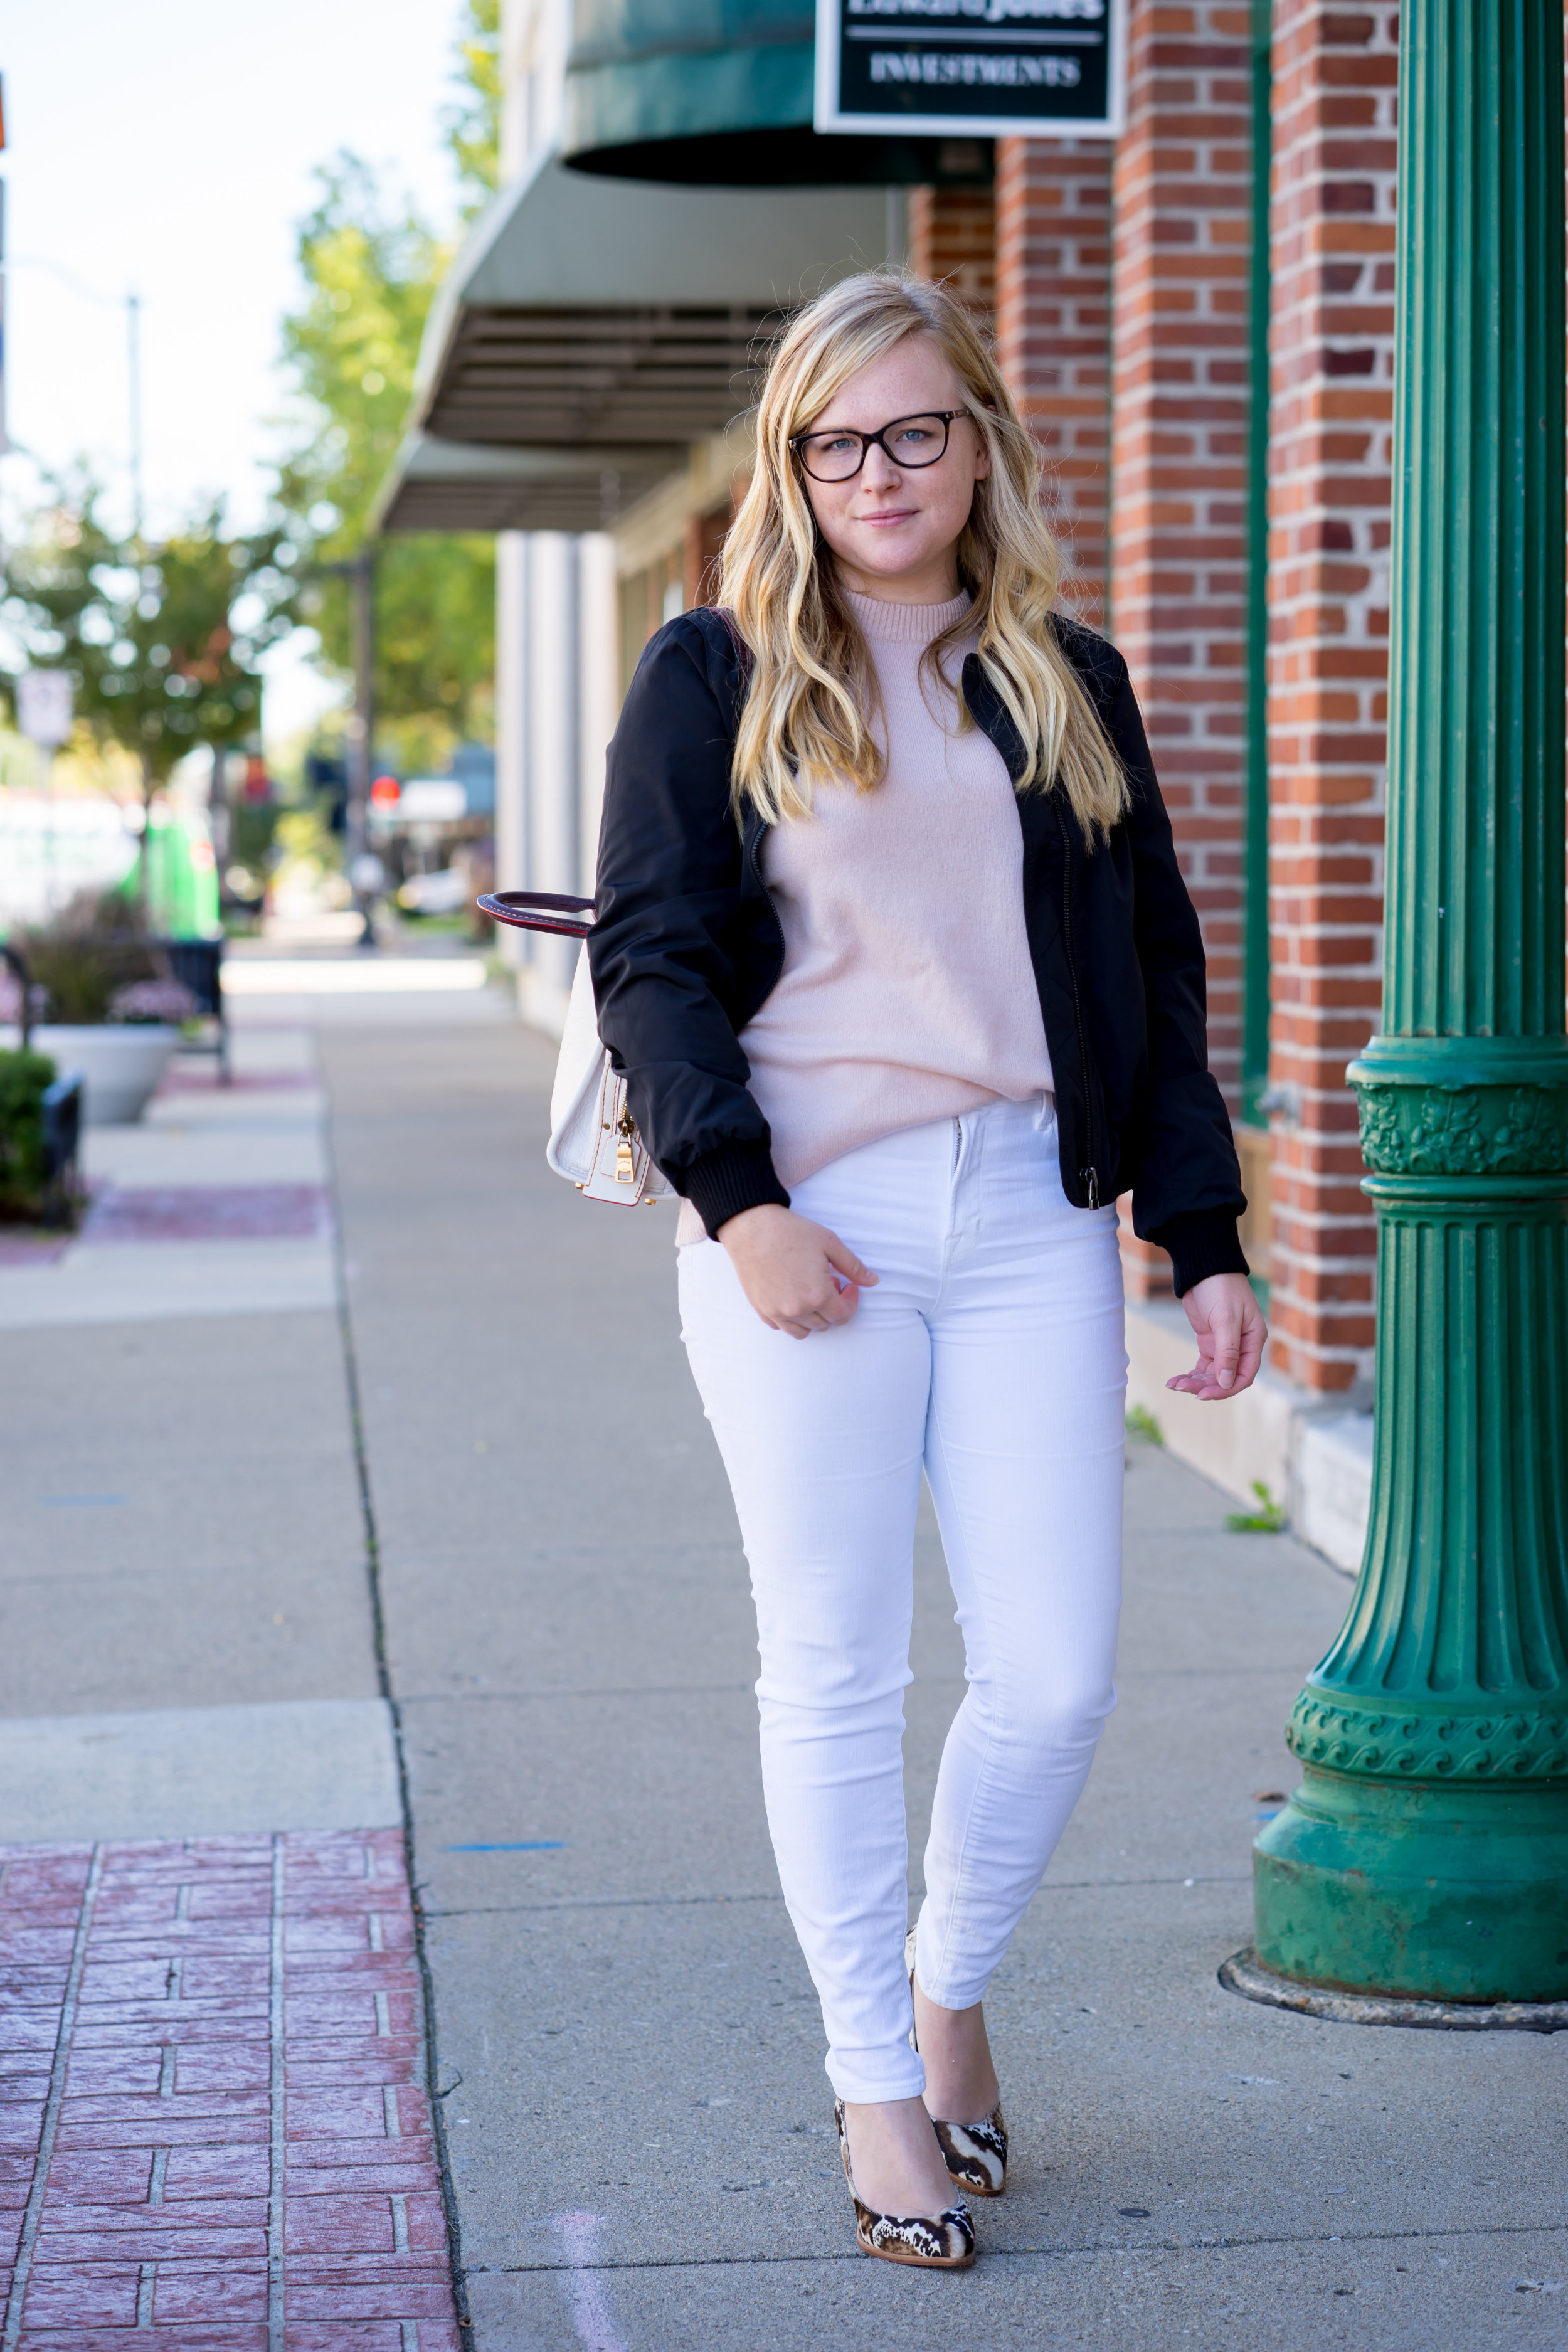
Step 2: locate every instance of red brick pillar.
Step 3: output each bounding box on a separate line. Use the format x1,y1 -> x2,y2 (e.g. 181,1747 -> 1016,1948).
906,186 -> 996,314
1264,0 -> 1398,1391
993,137 -> 1113,625
1108,1 -> 1256,1130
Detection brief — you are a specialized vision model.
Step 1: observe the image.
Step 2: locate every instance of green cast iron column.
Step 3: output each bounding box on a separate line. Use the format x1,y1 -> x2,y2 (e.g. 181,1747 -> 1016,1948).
1251,0 -> 1568,2000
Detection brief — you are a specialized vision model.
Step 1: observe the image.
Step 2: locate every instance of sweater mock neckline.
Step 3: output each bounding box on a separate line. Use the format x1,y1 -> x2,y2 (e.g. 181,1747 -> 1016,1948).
844,586 -> 973,645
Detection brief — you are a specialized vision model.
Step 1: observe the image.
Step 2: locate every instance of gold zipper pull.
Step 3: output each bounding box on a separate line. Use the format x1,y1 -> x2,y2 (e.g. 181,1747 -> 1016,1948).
615,1105 -> 638,1184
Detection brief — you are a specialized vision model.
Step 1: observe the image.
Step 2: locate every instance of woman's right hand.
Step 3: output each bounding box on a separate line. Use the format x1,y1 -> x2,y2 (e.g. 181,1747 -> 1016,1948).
717,1203 -> 877,1338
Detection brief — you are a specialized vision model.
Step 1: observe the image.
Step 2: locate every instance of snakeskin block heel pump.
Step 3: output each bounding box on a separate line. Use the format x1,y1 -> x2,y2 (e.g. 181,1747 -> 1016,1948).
906,1926 -> 1009,2198
834,2100 -> 977,2269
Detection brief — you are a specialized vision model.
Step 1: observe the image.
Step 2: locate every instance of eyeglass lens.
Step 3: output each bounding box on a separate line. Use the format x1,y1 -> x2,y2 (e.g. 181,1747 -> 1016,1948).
795,414 -> 953,483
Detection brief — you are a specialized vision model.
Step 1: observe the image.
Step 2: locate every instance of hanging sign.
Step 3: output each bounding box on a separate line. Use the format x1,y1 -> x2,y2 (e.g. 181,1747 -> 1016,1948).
815,0 -> 1125,140
16,671 -> 74,748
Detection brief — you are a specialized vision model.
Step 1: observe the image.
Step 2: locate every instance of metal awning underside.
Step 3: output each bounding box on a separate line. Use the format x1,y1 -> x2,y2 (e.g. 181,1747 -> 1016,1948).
374,435 -> 684,536
426,304 -> 786,447
371,156 -> 891,533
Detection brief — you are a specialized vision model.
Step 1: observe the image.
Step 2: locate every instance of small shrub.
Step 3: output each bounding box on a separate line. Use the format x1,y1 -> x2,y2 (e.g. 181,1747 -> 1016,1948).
1226,1480 -> 1288,1534
1125,1404 -> 1165,1446
12,891 -> 159,1025
0,1048 -> 57,1219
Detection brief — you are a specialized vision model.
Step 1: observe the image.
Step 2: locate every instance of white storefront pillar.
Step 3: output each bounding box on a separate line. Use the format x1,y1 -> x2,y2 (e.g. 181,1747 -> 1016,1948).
494,527 -> 621,1036
517,531 -> 580,1034
494,531 -> 529,979
577,532 -> 618,893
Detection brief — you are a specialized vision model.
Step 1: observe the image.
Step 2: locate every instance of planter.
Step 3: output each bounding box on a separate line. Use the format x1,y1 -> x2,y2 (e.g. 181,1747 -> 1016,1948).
0,1025 -> 179,1126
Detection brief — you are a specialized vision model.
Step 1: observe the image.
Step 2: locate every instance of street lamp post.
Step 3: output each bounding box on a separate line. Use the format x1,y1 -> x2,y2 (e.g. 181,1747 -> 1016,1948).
320,551 -> 379,947
1251,0 -> 1568,2001
325,550 -> 376,867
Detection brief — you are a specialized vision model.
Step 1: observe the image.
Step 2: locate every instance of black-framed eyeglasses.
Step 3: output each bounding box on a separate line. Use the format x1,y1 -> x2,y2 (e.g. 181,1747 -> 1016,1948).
790,410 -> 967,484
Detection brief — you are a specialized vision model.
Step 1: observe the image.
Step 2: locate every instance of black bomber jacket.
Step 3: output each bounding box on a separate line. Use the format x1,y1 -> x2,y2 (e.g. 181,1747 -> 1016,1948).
588,606 -> 1248,1298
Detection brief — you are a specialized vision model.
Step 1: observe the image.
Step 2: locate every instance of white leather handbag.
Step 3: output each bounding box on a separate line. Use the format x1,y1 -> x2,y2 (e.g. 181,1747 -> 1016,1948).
479,891 -> 672,1206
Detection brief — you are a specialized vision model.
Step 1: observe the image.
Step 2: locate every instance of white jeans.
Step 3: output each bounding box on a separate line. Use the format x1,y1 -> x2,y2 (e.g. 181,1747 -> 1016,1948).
678,1095 -> 1127,2102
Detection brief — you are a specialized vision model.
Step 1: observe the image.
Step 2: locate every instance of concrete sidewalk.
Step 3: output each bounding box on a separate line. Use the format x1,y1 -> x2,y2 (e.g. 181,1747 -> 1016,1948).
4,986 -> 1565,2348
323,1016 -> 1568,2352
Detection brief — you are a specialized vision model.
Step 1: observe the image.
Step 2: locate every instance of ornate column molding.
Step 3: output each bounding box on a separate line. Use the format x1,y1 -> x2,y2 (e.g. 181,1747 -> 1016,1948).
1351,1039 -> 1568,1180
1287,1692 -> 1568,1783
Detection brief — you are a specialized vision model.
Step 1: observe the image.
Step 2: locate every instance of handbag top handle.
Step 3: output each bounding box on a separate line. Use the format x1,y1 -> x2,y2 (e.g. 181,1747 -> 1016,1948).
477,890 -> 594,940
478,617 -> 755,945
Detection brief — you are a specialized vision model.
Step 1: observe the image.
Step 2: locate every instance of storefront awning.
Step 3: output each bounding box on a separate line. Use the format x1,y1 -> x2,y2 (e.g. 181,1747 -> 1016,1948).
371,155 -> 893,532
373,433 -> 684,536
563,0 -> 993,184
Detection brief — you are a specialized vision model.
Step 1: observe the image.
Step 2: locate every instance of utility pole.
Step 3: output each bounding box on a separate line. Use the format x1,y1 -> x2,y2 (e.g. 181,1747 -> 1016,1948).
0,243 -> 144,533
0,79 -> 10,471
351,550 -> 373,865
0,195 -> 9,465
0,82 -> 143,543
1248,0 -> 1568,2006
127,290 -> 142,541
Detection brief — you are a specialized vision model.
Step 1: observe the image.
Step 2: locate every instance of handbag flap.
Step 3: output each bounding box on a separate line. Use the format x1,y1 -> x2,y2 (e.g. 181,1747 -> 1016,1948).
546,946 -> 672,1199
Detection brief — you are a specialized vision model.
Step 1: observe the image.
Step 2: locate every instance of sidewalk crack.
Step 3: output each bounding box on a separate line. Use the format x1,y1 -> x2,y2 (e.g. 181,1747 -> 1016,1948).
267,1830 -> 287,2352
326,1100 -> 475,2352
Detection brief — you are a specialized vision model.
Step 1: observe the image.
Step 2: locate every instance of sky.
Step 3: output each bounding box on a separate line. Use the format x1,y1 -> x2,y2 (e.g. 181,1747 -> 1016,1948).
1,0 -> 474,743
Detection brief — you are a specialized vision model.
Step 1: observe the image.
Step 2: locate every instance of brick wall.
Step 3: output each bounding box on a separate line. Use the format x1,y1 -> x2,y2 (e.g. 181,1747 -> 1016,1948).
906,186 -> 997,314
1264,0 -> 1397,1391
1108,3 -> 1256,1134
992,139 -> 1113,625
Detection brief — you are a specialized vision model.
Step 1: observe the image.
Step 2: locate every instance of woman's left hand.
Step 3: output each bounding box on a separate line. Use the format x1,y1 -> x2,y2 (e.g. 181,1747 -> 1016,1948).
1167,1273 -> 1267,1401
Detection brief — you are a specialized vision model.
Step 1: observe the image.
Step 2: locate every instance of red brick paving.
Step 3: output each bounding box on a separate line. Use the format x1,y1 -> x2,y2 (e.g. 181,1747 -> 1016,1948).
0,1832 -> 460,2348
81,1188 -> 334,1244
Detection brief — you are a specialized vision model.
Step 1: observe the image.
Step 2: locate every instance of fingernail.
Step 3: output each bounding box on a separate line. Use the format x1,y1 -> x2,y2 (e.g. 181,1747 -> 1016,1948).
1219,1370 -> 1234,1388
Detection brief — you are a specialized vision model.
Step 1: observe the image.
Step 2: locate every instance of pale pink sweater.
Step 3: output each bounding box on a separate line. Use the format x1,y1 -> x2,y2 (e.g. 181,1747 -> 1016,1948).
675,588 -> 1053,1242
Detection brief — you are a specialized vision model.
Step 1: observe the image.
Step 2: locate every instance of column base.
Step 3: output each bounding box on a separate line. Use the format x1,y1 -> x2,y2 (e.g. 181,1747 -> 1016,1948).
1252,1766 -> 1568,2003
1219,1947 -> 1568,2032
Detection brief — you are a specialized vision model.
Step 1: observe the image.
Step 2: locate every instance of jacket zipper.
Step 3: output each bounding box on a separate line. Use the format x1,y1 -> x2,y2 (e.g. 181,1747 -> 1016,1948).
743,816 -> 787,995
1056,798 -> 1100,1209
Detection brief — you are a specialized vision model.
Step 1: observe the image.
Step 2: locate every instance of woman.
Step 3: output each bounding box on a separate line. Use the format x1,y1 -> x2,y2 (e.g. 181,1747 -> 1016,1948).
589,273 -> 1265,2270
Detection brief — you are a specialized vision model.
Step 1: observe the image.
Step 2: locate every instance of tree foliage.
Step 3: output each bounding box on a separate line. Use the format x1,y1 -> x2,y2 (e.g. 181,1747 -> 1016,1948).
273,2 -> 502,768
443,0 -> 502,217
0,474 -> 297,793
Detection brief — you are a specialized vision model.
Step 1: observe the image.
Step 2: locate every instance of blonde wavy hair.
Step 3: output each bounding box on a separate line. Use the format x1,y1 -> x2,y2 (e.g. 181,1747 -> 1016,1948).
720,272 -> 1128,843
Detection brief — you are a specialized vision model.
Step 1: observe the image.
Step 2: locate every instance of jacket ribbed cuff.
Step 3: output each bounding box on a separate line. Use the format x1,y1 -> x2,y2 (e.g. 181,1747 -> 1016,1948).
1152,1209 -> 1250,1299
681,1140 -> 791,1240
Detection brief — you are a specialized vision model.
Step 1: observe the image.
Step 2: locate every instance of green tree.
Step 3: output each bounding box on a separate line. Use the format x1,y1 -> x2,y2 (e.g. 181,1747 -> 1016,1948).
443,0 -> 502,217
0,474 -> 297,864
274,2 -> 502,773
